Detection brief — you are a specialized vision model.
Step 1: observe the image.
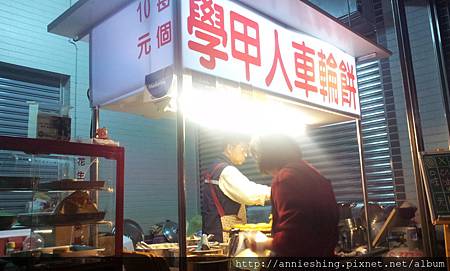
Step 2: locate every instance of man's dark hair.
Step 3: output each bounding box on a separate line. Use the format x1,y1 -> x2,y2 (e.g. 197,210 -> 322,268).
219,132 -> 250,150
250,134 -> 302,174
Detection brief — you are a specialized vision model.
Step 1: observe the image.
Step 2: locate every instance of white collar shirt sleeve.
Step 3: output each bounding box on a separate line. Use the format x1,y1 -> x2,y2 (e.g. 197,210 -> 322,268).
218,165 -> 271,206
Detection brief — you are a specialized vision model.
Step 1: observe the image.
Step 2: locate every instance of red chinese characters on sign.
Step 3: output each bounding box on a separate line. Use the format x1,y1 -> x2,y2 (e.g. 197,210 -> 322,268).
339,61 -> 357,109
292,41 -> 317,97
136,0 -> 173,59
183,0 -> 359,113
188,0 -> 228,69
327,53 -> 339,105
230,11 -> 261,81
138,33 -> 151,59
157,0 -> 170,12
265,30 -> 292,91
157,21 -> 172,48
136,0 -> 151,59
137,0 -> 151,23
317,50 -> 341,105
317,50 -> 327,101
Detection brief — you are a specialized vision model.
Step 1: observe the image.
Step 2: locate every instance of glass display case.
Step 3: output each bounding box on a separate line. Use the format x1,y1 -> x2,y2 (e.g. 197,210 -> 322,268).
0,136 -> 124,257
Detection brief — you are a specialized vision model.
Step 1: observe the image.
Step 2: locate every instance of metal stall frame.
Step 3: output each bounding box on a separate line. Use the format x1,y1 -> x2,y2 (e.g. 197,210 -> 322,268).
428,0 -> 450,146
89,106 -> 100,247
356,119 -> 373,253
46,0 -> 393,265
174,0 -> 188,270
391,0 -> 435,256
170,0 -> 383,260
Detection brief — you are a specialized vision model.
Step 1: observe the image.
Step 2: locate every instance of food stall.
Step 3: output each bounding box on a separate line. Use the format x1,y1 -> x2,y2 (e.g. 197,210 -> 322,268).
47,0 -> 391,268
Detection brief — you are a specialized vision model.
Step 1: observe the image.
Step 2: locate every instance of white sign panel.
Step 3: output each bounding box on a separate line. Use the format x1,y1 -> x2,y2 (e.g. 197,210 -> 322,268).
181,0 -> 360,116
91,0 -> 173,106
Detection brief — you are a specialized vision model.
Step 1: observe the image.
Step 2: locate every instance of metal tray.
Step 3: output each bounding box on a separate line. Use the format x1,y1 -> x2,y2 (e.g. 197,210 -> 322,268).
17,212 -> 106,227
0,178 -> 105,191
0,176 -> 39,190
39,180 -> 105,191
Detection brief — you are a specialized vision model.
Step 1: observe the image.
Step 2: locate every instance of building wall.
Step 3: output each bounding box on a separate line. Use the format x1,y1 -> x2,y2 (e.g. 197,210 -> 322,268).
0,0 -> 199,232
372,0 -> 406,203
305,0 -> 450,207
437,0 -> 450,126
380,0 -> 449,204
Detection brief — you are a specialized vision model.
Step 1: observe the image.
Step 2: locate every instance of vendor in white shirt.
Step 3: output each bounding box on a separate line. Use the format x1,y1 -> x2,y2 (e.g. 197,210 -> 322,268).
201,134 -> 271,242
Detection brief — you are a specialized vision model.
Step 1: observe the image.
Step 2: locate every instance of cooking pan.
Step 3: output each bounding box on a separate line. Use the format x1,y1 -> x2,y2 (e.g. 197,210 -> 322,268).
358,203 -> 386,240
123,219 -> 144,246
338,202 -> 357,220
162,220 -> 178,243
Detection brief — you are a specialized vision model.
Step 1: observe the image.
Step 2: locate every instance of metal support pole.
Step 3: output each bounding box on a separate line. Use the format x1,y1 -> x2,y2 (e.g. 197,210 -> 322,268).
356,119 -> 372,252
89,106 -> 100,247
346,0 -> 352,27
89,106 -> 99,184
428,0 -> 450,146
115,149 -> 125,256
174,1 -> 187,270
90,106 -> 100,138
391,0 -> 435,256
176,81 -> 187,270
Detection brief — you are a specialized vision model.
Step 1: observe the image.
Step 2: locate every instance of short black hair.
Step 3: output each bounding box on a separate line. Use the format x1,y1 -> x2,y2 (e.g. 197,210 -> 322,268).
250,134 -> 302,174
220,132 -> 250,150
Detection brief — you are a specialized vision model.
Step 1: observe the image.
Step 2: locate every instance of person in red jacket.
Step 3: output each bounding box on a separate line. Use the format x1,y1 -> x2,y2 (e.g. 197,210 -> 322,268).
247,134 -> 339,257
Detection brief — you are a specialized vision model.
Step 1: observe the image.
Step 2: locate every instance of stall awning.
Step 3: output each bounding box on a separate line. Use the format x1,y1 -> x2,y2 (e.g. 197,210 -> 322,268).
47,0 -> 131,41
48,0 -> 390,60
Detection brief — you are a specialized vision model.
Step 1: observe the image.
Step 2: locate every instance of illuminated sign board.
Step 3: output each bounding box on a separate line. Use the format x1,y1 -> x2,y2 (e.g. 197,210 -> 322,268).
181,0 -> 360,116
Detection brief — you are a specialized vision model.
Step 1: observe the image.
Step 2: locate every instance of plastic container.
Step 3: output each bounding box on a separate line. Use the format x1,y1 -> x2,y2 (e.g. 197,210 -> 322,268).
22,233 -> 44,251
5,241 -> 16,256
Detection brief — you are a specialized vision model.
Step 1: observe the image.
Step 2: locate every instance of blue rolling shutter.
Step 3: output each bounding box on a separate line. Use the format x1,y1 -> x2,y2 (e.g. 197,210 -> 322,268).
302,60 -> 396,205
0,67 -> 65,213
